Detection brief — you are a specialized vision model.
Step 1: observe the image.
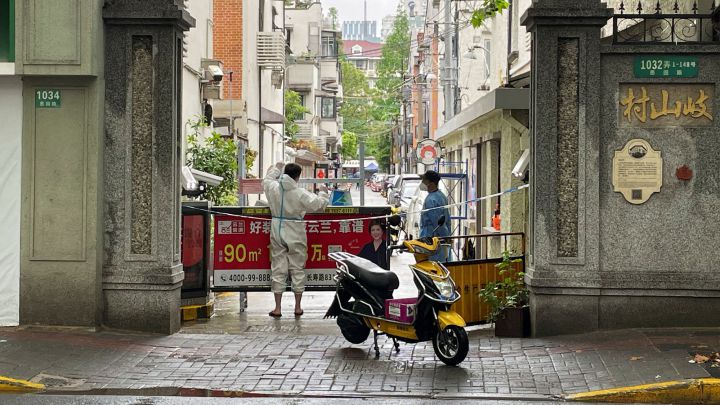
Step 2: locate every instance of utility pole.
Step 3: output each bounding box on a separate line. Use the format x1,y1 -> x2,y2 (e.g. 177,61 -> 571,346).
443,0 -> 455,121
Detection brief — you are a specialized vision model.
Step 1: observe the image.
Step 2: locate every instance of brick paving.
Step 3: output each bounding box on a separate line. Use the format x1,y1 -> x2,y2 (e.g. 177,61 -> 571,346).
1,325 -> 718,399
2,187 -> 718,399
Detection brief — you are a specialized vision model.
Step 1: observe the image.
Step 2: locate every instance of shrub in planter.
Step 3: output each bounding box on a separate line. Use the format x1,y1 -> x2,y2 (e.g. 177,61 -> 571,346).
478,250 -> 530,337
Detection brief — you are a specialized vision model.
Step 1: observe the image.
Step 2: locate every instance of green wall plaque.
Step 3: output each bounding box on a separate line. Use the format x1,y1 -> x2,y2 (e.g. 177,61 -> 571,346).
634,55 -> 698,78
35,89 -> 62,108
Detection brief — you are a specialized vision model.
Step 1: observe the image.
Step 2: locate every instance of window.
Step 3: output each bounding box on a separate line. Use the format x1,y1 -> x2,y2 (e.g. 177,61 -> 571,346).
0,0 -> 14,62
285,28 -> 292,49
259,0 -> 265,32
320,97 -> 335,119
484,39 -> 492,78
351,45 -> 362,55
321,32 -> 337,57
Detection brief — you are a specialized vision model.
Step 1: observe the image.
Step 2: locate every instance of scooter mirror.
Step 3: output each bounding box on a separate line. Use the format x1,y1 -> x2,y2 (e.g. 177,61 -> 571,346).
437,215 -> 446,227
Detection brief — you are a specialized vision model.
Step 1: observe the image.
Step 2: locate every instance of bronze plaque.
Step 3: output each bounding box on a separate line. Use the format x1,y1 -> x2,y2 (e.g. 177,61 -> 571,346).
618,84 -> 714,127
612,139 -> 662,204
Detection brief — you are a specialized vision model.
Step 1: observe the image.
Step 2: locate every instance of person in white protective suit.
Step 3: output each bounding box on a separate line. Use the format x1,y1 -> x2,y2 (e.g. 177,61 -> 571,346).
263,162 -> 329,317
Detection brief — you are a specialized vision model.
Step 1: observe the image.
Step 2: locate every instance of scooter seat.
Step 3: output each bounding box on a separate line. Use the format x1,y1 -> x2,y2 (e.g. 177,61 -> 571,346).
343,256 -> 399,291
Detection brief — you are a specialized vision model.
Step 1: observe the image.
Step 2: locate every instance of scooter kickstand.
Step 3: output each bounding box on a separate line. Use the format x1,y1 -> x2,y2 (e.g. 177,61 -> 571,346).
392,338 -> 400,353
373,330 -> 380,359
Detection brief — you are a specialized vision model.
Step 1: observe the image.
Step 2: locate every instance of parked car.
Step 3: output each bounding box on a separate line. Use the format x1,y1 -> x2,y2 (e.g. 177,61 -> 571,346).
387,174 -> 421,204
381,175 -> 397,198
370,174 -> 387,192
390,178 -> 421,213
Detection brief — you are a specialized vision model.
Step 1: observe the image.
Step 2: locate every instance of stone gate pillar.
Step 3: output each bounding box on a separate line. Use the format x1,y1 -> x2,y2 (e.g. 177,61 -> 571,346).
102,1 -> 194,334
522,0 -> 612,336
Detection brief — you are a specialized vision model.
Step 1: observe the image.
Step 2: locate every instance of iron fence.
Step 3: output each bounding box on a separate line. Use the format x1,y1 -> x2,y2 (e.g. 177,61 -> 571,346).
613,1 -> 720,44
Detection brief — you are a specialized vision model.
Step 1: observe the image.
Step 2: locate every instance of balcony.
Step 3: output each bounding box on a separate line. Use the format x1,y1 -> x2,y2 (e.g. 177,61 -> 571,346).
257,32 -> 285,71
320,119 -> 338,138
287,63 -> 318,91
295,121 -> 314,140
319,59 -> 339,82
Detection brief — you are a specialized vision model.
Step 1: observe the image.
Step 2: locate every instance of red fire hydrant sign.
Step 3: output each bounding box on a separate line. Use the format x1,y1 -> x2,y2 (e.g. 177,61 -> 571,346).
212,206 -> 390,288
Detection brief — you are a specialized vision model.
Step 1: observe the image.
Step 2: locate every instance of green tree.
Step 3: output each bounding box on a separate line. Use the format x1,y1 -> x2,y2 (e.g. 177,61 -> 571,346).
368,9 -> 410,172
186,117 -> 239,205
341,130 -> 358,160
470,0 -> 510,28
284,90 -> 309,140
327,7 -> 339,30
339,59 -> 373,160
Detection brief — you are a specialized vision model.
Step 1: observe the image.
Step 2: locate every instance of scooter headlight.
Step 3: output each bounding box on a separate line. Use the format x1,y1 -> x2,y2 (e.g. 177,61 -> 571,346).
433,279 -> 455,298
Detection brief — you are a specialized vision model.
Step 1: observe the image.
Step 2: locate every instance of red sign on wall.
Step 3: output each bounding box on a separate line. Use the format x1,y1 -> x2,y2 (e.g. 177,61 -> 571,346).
212,207 -> 390,288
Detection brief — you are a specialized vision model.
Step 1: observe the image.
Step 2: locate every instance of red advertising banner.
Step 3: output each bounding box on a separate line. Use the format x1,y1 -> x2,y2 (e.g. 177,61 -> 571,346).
213,206 -> 391,289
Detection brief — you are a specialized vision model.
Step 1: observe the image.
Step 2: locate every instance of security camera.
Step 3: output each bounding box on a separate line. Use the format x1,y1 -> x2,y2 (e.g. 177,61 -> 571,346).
207,65 -> 224,82
190,168 -> 223,187
181,166 -> 198,191
182,166 -> 206,197
512,149 -> 529,180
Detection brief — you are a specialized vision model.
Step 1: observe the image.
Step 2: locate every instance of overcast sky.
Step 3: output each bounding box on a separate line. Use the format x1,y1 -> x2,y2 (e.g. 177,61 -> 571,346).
321,0 -> 401,32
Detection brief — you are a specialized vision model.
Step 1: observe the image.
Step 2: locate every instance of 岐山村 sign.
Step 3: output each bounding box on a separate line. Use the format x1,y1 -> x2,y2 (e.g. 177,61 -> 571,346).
212,206 -> 391,289
634,55 -> 698,78
35,89 -> 61,108
618,83 -> 713,127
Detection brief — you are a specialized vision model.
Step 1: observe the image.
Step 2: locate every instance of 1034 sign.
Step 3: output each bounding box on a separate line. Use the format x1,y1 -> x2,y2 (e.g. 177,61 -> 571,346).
35,89 -> 62,108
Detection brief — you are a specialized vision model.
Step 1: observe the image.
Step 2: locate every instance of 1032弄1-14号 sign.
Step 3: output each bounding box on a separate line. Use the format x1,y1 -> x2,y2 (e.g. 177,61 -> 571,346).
634,55 -> 698,78
35,89 -> 61,108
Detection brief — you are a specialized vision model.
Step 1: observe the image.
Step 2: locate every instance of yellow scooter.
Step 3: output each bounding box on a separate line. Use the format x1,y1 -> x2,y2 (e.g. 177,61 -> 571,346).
325,217 -> 468,366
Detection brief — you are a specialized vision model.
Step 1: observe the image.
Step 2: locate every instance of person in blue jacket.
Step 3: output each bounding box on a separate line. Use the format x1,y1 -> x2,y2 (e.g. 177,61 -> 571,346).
419,170 -> 450,262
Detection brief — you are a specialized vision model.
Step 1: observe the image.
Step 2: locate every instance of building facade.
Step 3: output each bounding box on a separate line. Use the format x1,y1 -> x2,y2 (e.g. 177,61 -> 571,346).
213,0 -> 285,186
342,40 -> 382,89
0,0 -> 20,326
342,20 -> 379,42
285,2 -> 343,161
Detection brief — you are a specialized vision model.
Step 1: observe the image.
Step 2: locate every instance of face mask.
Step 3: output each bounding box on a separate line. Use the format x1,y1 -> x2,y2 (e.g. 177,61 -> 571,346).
419,183 -> 428,192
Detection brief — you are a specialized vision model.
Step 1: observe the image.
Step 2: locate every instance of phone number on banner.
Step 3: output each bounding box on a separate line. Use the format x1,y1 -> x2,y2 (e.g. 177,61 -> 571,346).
214,269 -> 337,287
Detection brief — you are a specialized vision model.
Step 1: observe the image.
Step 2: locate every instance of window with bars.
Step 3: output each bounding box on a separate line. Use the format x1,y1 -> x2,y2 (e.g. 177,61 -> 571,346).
320,97 -> 336,118
321,32 -> 337,57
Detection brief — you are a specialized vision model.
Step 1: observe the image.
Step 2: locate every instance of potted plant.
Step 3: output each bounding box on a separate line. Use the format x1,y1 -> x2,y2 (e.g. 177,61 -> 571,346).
478,250 -> 530,337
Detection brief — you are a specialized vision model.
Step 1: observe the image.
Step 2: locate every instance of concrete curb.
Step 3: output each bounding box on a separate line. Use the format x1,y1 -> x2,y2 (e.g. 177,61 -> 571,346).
0,376 -> 45,393
566,378 -> 720,404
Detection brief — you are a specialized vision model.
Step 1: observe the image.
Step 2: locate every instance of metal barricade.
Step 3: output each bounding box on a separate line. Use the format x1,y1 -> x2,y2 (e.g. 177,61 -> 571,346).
441,233 -> 525,325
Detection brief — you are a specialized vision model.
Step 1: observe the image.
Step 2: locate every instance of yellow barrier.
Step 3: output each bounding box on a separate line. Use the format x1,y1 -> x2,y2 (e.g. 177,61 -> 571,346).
445,258 -> 524,325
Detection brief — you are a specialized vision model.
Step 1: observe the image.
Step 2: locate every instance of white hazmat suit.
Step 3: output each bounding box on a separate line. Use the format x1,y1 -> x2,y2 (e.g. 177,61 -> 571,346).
262,165 -> 329,293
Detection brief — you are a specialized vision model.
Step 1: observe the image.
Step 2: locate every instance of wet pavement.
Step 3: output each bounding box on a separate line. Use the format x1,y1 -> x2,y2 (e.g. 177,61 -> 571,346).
1,186 -> 719,401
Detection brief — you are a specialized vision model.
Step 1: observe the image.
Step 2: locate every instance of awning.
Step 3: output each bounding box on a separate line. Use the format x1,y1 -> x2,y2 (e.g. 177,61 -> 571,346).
261,107 -> 284,124
365,162 -> 378,170
436,88 -> 530,141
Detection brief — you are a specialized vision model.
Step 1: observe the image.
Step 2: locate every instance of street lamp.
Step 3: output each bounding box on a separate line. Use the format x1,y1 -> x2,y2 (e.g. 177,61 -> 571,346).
463,45 -> 491,92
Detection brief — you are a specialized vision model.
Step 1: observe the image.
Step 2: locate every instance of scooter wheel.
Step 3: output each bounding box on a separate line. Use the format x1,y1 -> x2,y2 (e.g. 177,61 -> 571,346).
432,325 -> 469,366
337,313 -> 370,344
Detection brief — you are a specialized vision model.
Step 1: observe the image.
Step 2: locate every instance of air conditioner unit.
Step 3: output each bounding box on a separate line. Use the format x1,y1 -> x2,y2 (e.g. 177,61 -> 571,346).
257,32 -> 286,71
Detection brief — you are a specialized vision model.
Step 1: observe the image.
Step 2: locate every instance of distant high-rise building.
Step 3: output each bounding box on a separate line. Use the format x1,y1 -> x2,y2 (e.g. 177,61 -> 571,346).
342,20 -> 379,42
381,14 -> 395,39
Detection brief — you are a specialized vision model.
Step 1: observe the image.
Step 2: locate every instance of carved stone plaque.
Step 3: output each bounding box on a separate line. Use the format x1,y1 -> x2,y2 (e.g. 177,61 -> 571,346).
612,139 -> 662,204
618,84 -> 714,128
